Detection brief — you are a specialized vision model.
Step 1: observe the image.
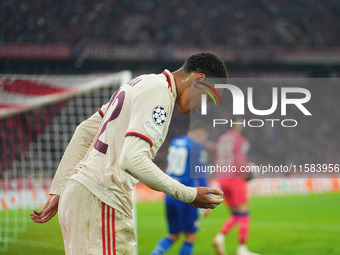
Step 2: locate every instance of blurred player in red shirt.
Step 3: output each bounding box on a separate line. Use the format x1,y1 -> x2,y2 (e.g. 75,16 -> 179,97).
213,118 -> 259,255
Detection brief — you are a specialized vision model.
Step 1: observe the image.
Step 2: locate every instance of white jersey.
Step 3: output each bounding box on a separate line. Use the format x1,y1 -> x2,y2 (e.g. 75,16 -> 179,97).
70,70 -> 176,218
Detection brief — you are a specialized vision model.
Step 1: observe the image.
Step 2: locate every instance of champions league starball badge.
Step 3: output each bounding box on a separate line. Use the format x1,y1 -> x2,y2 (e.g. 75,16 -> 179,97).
152,106 -> 167,125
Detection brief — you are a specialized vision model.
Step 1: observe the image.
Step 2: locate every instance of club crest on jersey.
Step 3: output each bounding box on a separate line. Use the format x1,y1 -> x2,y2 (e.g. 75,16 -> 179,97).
152,106 -> 167,125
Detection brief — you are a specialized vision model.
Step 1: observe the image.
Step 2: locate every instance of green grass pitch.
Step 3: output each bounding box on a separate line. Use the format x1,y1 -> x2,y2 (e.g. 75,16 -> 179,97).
1,193 -> 340,255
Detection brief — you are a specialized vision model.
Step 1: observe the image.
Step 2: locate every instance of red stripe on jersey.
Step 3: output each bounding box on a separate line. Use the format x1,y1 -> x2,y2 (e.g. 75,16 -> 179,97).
162,71 -> 174,98
107,206 -> 111,255
102,203 -> 106,255
126,132 -> 153,147
98,109 -> 104,117
112,208 -> 116,255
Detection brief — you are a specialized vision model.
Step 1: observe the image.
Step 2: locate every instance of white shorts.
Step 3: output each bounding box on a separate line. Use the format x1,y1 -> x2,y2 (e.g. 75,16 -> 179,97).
58,180 -> 136,255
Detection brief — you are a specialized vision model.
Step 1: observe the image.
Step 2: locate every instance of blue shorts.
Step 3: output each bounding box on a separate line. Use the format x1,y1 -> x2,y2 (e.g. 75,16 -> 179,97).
165,195 -> 199,234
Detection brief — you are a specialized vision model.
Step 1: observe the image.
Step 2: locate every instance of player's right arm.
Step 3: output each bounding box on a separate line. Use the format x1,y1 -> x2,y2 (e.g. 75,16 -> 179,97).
49,105 -> 107,195
30,104 -> 108,223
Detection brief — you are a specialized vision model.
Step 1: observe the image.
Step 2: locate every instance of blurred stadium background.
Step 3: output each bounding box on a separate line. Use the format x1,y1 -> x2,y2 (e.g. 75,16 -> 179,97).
1,0 -> 340,254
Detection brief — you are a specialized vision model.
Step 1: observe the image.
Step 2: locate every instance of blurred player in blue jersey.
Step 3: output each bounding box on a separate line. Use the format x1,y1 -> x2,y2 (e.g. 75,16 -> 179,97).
151,121 -> 210,255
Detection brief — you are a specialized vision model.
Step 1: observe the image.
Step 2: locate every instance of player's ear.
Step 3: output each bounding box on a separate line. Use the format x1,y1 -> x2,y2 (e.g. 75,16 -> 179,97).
191,73 -> 206,87
193,73 -> 205,83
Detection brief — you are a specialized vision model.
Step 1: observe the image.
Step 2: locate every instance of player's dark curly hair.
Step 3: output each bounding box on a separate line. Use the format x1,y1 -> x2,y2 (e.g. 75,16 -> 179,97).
182,52 -> 228,79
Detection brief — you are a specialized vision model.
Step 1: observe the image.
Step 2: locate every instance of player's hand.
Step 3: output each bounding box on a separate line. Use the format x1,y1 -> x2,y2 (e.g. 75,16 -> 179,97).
191,187 -> 223,209
30,194 -> 60,223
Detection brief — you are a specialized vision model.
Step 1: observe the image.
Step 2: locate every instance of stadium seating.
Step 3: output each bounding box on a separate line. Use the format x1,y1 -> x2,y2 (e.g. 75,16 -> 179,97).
1,0 -> 339,47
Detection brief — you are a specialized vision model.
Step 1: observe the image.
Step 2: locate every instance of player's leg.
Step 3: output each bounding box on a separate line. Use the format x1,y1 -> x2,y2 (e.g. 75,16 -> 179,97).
232,208 -> 259,255
213,179 -> 237,255
213,209 -> 241,255
233,209 -> 249,246
59,180 -> 136,255
179,202 -> 199,255
114,206 -> 136,254
180,232 -> 196,255
150,196 -> 180,255
230,205 -> 250,254
150,234 -> 179,255
229,180 -> 259,255
58,180 -> 106,255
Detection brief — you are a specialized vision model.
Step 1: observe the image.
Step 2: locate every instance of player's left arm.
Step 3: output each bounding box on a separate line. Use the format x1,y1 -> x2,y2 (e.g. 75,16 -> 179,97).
120,137 -> 223,208
120,136 -> 197,203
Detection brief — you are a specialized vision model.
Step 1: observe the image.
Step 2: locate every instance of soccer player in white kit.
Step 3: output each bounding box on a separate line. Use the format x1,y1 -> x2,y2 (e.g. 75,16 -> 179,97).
30,52 -> 228,255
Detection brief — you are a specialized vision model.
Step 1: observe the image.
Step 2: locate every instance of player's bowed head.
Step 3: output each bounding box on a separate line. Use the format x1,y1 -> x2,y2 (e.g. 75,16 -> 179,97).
172,52 -> 227,114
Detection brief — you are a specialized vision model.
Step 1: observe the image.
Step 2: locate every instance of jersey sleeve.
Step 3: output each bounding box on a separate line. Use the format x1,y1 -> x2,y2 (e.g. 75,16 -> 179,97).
119,136 -> 197,203
126,86 -> 172,147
